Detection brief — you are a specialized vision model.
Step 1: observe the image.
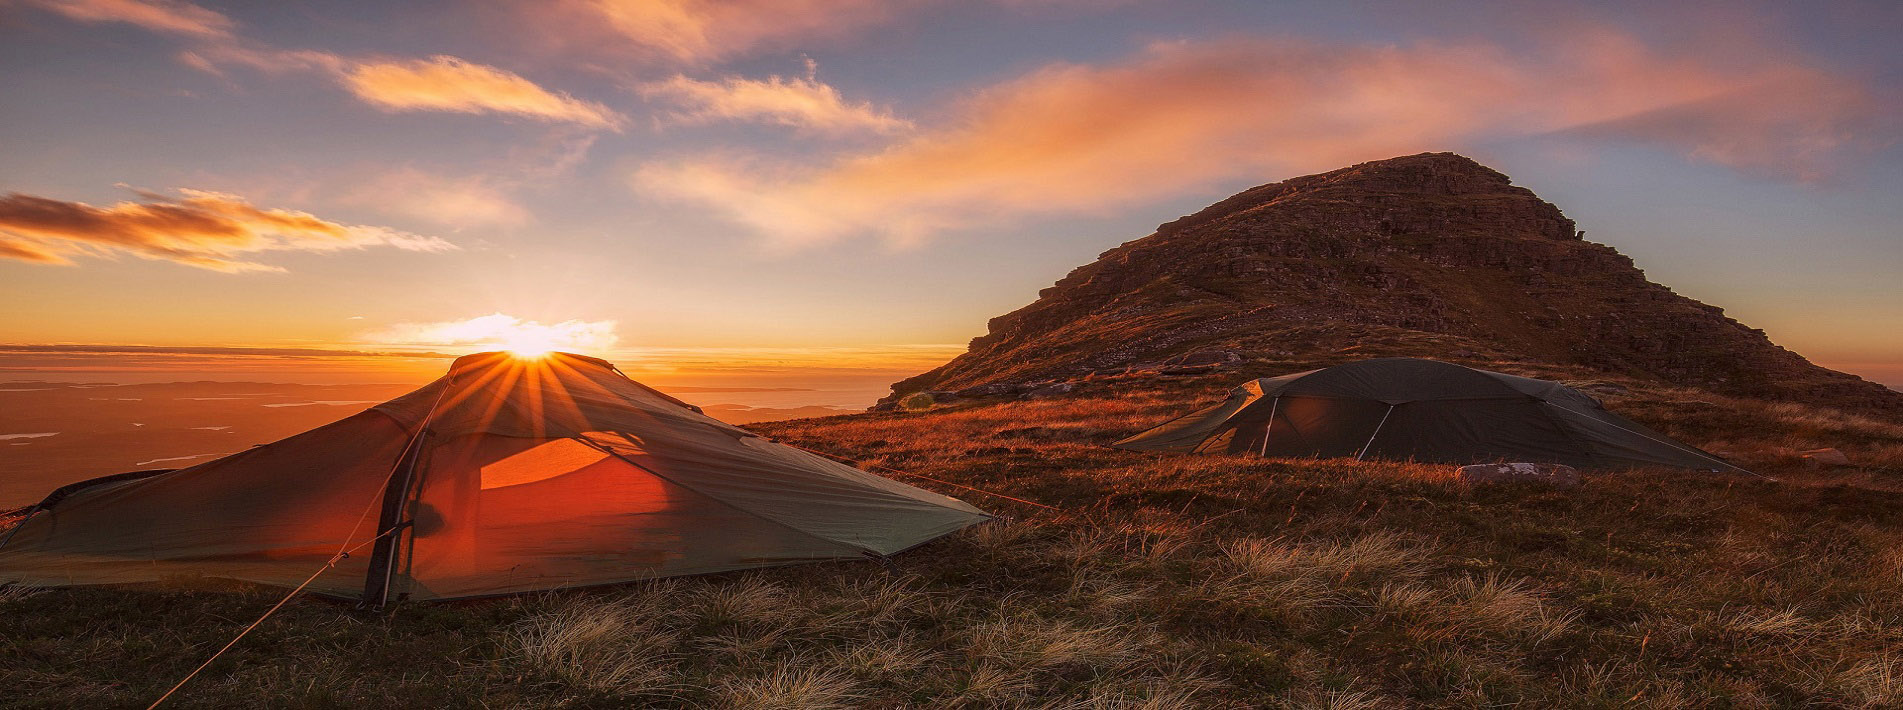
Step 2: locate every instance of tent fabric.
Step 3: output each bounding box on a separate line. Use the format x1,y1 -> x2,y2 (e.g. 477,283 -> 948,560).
1114,358 -> 1746,473
0,352 -> 988,600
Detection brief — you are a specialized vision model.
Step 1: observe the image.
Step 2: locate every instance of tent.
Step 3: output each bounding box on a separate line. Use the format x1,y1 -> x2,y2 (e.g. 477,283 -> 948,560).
0,352 -> 988,603
1114,358 -> 1747,473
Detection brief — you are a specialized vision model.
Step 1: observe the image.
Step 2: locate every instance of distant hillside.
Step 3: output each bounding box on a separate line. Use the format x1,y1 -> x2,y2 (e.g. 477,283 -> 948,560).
885,153 -> 1901,412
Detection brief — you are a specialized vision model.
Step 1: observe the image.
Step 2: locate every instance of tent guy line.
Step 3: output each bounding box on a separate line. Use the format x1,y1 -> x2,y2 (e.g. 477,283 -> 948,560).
148,376 -> 456,709
145,522 -> 403,710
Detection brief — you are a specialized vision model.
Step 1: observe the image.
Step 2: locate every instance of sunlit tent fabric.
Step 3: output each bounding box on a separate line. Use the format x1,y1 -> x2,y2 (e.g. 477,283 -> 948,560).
0,352 -> 988,602
1114,358 -> 1746,473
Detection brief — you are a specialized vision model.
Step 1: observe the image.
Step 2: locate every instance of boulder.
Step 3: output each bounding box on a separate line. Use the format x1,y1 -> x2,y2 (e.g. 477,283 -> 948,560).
898,392 -> 939,410
925,390 -> 961,404
1455,462 -> 1582,489
1799,448 -> 1852,469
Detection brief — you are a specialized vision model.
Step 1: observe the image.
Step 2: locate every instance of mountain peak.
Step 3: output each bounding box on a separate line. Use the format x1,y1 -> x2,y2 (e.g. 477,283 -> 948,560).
1154,152 -> 1572,243
885,154 -> 1901,412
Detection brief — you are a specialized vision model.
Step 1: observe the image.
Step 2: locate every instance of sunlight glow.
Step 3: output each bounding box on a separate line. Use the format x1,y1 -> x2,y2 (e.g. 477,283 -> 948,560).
360,313 -> 619,356
502,331 -> 560,358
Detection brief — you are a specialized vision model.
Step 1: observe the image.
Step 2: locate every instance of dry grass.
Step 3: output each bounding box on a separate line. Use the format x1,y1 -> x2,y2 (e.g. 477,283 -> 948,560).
3,373 -> 1902,707
0,583 -> 46,605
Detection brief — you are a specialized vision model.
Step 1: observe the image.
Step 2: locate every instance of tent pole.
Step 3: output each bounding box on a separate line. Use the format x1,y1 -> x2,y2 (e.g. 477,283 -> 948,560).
358,430 -> 428,609
1356,404 -> 1396,461
356,371 -> 457,610
1258,397 -> 1280,458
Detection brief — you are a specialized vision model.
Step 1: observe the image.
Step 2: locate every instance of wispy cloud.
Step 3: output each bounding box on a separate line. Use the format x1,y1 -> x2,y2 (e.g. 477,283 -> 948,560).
0,188 -> 455,272
183,46 -> 626,130
359,313 -> 621,354
641,59 -> 910,135
345,168 -> 533,229
637,29 -> 1891,248
338,133 -> 596,229
23,0 -> 234,37
571,0 -> 909,64
342,55 -> 624,129
547,0 -> 1125,65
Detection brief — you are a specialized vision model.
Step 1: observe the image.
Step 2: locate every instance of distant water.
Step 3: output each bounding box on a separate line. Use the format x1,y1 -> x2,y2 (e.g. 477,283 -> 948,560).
261,400 -> 382,408
134,453 -> 229,467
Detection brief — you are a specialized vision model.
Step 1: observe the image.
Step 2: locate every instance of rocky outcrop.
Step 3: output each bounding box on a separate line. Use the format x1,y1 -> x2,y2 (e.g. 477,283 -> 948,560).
882,152 -> 1901,412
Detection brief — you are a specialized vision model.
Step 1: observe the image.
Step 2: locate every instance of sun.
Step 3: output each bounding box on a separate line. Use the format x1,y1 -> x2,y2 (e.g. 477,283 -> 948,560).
501,331 -> 559,358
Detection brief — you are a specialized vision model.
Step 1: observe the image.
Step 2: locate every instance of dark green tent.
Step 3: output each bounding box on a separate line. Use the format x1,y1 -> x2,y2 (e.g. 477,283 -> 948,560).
1114,358 -> 1747,473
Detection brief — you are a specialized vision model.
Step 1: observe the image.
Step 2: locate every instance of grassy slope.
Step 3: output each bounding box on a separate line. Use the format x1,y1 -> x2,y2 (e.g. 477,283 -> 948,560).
4,372 -> 1903,709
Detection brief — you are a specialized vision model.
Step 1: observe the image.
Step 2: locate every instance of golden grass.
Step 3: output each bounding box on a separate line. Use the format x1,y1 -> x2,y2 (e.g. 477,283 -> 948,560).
4,374 -> 1902,707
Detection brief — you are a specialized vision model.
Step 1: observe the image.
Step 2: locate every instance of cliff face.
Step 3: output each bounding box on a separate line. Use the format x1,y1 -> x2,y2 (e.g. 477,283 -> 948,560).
887,152 -> 1901,411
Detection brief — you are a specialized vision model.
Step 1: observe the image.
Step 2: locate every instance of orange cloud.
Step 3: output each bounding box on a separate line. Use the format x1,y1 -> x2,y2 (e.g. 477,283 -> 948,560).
24,0 -> 233,37
638,31 -> 1890,247
181,46 -> 623,130
342,55 -> 624,129
577,0 -> 909,63
642,63 -> 910,135
0,188 -> 456,272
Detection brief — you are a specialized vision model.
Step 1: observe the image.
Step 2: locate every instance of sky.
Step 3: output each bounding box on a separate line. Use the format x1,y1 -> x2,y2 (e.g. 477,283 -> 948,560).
0,0 -> 1899,400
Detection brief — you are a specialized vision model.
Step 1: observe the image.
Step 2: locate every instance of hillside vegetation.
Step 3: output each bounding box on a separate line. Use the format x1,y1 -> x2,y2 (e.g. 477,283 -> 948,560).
5,365 -> 1902,708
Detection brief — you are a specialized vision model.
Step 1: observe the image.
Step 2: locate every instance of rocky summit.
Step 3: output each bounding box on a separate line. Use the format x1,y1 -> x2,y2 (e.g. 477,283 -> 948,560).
884,152 -> 1901,411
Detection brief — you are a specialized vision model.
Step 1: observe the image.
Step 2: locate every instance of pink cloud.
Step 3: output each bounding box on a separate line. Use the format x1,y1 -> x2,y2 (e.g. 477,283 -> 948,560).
567,0 -> 911,63
24,0 -> 233,37
637,30 -> 1890,247
642,61 -> 911,135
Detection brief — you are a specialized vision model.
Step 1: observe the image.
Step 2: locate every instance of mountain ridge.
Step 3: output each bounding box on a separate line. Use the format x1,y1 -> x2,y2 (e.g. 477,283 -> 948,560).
884,152 -> 1901,412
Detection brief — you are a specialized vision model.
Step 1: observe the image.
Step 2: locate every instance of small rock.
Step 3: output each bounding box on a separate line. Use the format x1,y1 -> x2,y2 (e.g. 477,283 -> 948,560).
1567,381 -> 1631,396
1800,448 -> 1852,469
1158,364 -> 1220,376
1455,462 -> 1583,489
925,390 -> 961,404
996,426 -> 1105,442
956,382 -> 1024,398
1166,350 -> 1242,368
1023,382 -> 1078,399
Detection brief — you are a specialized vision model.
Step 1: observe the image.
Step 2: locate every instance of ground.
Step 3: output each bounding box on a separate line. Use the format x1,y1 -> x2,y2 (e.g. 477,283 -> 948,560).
4,366 -> 1903,709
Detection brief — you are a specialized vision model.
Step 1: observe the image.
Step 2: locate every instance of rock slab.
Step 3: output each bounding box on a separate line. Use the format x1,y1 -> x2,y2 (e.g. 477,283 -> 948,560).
1455,463 -> 1583,489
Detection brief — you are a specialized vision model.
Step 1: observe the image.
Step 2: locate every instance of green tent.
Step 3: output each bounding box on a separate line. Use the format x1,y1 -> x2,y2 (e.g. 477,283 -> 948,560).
1114,358 -> 1746,473
0,352 -> 988,603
